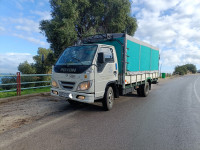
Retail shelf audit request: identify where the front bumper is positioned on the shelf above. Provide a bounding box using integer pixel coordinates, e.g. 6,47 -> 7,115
51,88 -> 95,103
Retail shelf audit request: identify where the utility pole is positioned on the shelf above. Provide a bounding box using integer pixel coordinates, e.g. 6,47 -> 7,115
160,63 -> 162,77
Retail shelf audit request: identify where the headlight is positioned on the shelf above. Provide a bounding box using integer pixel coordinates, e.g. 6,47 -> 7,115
52,80 -> 58,88
77,81 -> 92,91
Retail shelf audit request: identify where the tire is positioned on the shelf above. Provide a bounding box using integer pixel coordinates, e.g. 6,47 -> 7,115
141,82 -> 149,97
149,82 -> 151,90
137,87 -> 142,96
102,86 -> 114,111
68,99 -> 80,106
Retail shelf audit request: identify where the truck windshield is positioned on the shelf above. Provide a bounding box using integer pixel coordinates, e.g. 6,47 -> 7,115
54,45 -> 97,73
56,45 -> 97,65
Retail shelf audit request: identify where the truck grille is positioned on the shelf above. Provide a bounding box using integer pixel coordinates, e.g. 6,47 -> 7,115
60,81 -> 75,90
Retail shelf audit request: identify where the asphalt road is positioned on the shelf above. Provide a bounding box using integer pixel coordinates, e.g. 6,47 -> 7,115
0,74 -> 200,150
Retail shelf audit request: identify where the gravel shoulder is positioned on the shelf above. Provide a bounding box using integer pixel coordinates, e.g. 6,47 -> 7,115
0,94 -> 67,134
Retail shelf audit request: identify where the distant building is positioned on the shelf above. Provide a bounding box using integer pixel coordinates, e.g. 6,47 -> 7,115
198,70 -> 200,73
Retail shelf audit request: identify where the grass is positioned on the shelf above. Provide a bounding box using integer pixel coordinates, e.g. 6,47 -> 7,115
0,87 -> 50,98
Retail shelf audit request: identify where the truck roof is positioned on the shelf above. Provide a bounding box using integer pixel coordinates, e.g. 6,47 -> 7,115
82,33 -> 159,51
82,43 -> 114,47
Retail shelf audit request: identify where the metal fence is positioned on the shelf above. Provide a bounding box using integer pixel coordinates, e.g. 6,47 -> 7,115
0,72 -> 51,96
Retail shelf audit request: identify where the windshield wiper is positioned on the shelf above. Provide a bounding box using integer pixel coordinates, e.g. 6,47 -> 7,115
71,56 -> 84,65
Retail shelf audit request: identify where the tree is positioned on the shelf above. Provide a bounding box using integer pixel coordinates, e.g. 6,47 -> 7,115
32,48 -> 55,86
18,61 -> 36,74
1,76 -> 16,90
174,64 -> 197,75
33,47 -> 55,74
174,65 -> 187,75
17,61 -> 37,88
17,48 -> 54,87
184,64 -> 197,73
40,0 -> 137,57
17,48 -> 54,75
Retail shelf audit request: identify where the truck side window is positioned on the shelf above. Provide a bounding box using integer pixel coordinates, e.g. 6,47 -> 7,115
97,47 -> 114,72
99,47 -> 114,62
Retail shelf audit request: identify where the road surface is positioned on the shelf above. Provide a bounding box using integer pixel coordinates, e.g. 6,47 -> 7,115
0,74 -> 200,150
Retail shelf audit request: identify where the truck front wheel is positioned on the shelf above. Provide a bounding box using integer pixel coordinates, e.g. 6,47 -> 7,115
102,86 -> 114,111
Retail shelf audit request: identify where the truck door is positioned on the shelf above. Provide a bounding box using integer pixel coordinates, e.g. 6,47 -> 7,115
95,46 -> 118,98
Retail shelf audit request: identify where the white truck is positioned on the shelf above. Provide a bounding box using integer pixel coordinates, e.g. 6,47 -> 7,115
51,33 -> 159,110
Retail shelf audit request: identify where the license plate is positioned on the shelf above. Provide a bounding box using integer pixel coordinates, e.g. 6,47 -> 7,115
59,92 -> 69,98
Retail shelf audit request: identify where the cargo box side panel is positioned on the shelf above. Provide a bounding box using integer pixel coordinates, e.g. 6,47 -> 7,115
126,40 -> 140,72
99,37 -> 124,73
140,45 -> 151,71
151,49 -> 159,70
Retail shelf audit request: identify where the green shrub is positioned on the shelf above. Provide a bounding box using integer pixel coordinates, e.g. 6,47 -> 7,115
1,76 -> 16,90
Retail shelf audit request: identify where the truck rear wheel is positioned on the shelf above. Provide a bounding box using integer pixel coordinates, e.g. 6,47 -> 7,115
102,86 -> 114,111
141,82 -> 149,97
137,87 -> 142,96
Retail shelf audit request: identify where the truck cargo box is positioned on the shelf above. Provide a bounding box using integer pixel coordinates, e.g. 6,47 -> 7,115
83,33 -> 159,74
83,33 -> 159,94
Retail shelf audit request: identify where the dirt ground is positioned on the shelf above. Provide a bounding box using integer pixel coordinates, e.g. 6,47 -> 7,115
0,95 -> 66,134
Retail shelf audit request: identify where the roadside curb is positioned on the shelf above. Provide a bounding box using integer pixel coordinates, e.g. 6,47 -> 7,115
0,92 -> 50,105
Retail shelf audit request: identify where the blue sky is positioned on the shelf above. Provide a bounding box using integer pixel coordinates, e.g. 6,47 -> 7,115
0,0 -> 200,73
0,0 -> 50,54
0,0 -> 51,73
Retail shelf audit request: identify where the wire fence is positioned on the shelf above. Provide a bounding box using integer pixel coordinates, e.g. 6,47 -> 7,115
0,72 -> 51,96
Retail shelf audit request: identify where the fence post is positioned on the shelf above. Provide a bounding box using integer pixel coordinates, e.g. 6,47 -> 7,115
16,72 -> 21,96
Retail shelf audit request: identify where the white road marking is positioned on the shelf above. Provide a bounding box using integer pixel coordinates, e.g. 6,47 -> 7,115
194,76 -> 200,102
0,110 -> 80,149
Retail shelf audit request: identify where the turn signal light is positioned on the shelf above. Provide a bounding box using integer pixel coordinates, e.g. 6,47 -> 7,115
52,90 -> 58,95
77,95 -> 85,100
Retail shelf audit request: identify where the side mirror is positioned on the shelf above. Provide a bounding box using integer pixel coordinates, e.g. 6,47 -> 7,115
98,52 -> 105,63
41,54 -> 44,64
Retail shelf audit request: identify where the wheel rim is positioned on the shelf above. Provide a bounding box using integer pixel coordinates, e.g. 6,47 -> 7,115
108,91 -> 113,106
146,84 -> 149,94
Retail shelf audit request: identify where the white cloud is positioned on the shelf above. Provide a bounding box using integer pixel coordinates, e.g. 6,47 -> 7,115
0,26 -> 5,32
0,53 -> 34,73
15,25 -> 34,32
14,1 -> 23,10
15,0 -> 35,9
2,17 -> 50,47
11,18 -> 39,32
142,0 -> 180,12
132,0 -> 200,72
38,2 -> 45,7
19,0 -> 34,3
31,10 -> 51,20
0,26 -> 5,31
13,33 -> 47,46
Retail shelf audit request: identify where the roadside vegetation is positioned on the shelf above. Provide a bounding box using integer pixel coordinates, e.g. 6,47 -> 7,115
0,87 -> 50,98
173,64 -> 197,75
0,48 -> 52,92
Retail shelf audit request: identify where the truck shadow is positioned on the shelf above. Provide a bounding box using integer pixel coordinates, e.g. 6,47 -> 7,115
124,93 -> 139,97
54,100 -> 104,112
58,93 -> 143,113
74,102 -> 104,112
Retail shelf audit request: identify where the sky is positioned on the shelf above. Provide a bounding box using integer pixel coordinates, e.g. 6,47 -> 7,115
0,0 -> 200,73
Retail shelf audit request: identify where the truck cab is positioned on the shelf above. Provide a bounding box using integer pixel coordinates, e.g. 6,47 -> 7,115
51,44 -> 118,110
